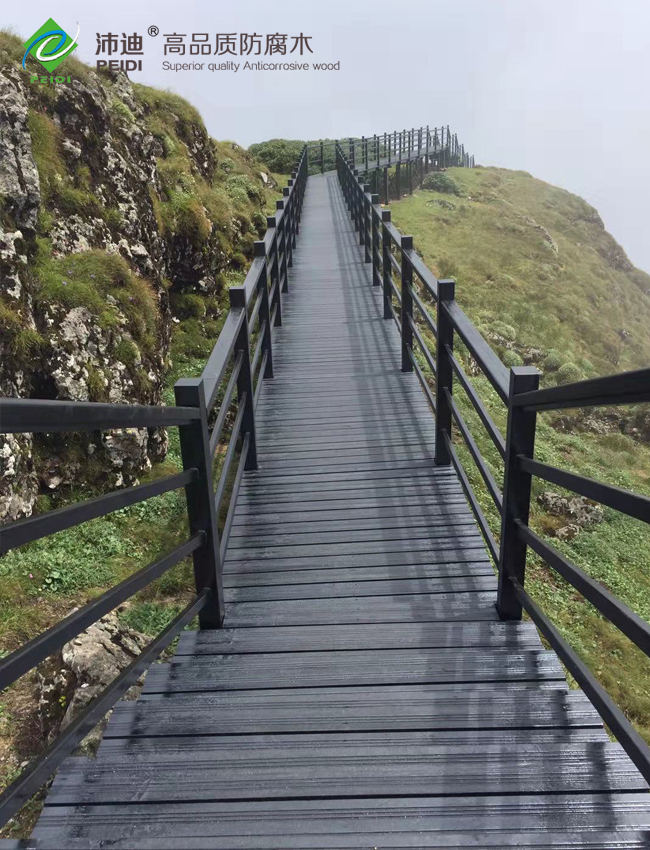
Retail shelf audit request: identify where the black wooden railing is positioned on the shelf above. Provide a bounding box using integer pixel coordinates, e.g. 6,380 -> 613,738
0,147 -> 308,827
307,124 -> 474,178
336,141 -> 650,782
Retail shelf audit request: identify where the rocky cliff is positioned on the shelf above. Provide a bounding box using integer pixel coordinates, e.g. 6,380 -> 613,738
0,31 -> 278,520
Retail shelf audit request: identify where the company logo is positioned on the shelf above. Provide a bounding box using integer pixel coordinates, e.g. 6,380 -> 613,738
22,17 -> 79,72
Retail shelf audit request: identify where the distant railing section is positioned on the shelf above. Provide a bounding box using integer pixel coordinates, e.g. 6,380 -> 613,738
336,141 -> 650,783
307,125 -> 474,189
0,146 -> 309,827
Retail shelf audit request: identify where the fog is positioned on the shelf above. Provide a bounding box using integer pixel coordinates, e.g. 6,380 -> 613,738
7,0 -> 650,271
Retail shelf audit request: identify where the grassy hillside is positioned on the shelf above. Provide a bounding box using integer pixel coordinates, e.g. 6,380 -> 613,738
390,166 -> 650,743
393,167 -> 650,378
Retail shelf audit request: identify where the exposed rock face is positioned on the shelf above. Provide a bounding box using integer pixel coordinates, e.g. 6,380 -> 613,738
37,610 -> 147,751
0,65 -> 171,518
0,56 -> 266,519
538,491 -> 605,540
0,69 -> 40,238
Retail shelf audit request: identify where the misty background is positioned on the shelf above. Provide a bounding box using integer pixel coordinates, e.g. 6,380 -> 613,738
6,0 -> 649,272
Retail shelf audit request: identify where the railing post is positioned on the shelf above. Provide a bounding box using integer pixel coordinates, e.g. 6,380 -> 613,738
396,162 -> 401,198
371,194 -> 380,286
289,176 -> 301,240
290,166 -> 304,230
255,241 -> 274,378
425,124 -> 430,172
354,176 -> 366,245
266,215 -> 282,327
291,169 -> 301,232
497,367 -> 541,620
320,139 -> 324,173
276,199 -> 289,292
400,235 -> 414,372
383,168 -> 389,204
287,179 -> 298,245
353,169 -> 360,232
345,160 -> 351,208
381,209 -> 392,319
363,184 -> 372,263
408,161 -> 413,194
282,188 -> 294,266
434,278 -> 456,465
174,378 -> 224,628
229,287 -> 258,471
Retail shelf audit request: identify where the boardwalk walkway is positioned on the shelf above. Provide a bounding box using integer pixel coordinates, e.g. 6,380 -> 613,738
25,174 -> 650,848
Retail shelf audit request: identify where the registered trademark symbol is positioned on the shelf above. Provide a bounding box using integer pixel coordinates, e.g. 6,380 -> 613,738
148,25 -> 159,37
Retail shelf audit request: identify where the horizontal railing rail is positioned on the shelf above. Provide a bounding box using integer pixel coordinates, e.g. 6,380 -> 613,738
335,140 -> 650,783
0,398 -> 201,433
0,146 -> 309,828
306,125 -> 474,180
0,470 -> 197,555
0,590 -> 209,825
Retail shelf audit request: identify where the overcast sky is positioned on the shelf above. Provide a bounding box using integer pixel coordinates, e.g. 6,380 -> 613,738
7,0 -> 650,271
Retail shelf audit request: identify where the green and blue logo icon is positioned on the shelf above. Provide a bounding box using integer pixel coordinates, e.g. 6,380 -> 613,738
22,17 -> 79,72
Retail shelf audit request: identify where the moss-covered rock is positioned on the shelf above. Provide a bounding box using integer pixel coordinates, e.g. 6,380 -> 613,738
0,29 -> 281,518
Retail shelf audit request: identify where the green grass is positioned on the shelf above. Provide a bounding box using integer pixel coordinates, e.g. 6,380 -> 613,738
0,482 -> 191,647
392,167 -> 650,378
34,247 -> 159,356
118,601 -> 183,637
0,28 -> 25,64
0,301 -> 44,360
133,84 -> 203,131
391,170 -> 650,743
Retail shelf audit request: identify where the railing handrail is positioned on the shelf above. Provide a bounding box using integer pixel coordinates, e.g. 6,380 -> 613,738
0,146 -> 309,828
0,398 -> 201,433
306,126 -> 475,175
513,366 -> 650,412
334,139 -> 650,784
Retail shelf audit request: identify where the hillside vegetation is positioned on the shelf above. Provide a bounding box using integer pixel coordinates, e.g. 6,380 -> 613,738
0,30 -> 287,834
390,166 -> 650,743
1,24 -> 286,663
249,138 -> 335,175
1,25 -> 286,521
394,167 -> 650,378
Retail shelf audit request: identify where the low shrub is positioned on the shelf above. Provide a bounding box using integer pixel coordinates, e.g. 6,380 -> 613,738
422,172 -> 462,196
110,97 -> 135,124
491,320 -> 517,341
544,350 -> 564,371
248,139 -> 305,174
502,349 -> 523,368
114,339 -> 140,367
555,362 -> 584,385
170,293 -> 206,319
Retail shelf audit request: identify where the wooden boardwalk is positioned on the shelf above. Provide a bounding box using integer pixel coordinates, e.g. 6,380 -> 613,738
25,173 -> 650,848
354,146 -> 436,174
